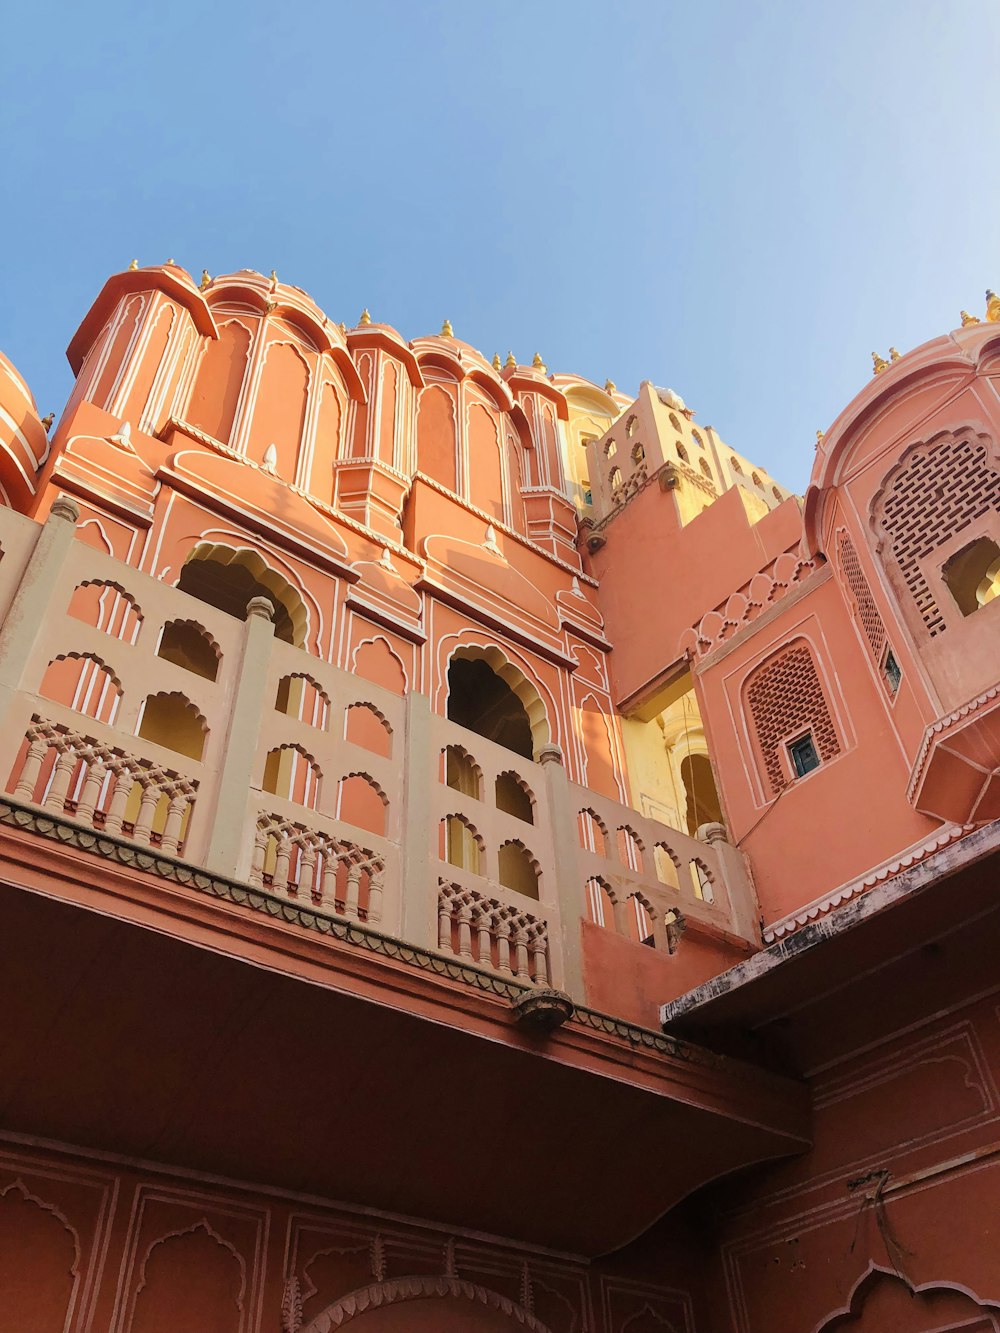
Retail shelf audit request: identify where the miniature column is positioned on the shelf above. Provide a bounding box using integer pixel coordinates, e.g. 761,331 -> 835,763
199,596 -> 276,879
537,743 -> 586,1003
398,690 -> 438,948
697,821 -> 762,946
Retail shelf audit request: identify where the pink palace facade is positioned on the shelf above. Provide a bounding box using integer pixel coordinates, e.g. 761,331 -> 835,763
0,263 -> 999,1331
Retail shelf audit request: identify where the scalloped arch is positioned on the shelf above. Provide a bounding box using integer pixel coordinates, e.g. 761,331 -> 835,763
447,644 -> 551,756
302,1274 -> 554,1333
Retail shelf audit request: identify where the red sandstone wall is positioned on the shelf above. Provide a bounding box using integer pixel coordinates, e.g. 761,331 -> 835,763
0,1138 -> 699,1333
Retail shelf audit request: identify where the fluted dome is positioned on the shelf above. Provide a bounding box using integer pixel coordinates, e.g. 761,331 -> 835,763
0,349 -> 48,510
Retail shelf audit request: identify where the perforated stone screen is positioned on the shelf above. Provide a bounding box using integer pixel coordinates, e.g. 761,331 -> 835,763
838,531 -> 887,663
745,643 -> 841,796
875,435 -> 1000,636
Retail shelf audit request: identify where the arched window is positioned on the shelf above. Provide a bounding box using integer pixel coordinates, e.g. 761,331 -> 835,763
771,485 -> 782,501
40,653 -> 123,725
137,692 -> 207,762
178,543 -> 308,646
625,415 -> 638,437
440,814 -> 484,874
585,876 -> 615,928
498,840 -> 540,900
690,858 -> 715,903
338,772 -> 387,837
446,648 -> 548,759
627,893 -> 655,946
345,701 -> 392,755
676,443 -> 689,464
442,744 -> 483,798
609,466 -> 623,494
616,825 -> 644,873
261,743 -> 321,808
942,536 -> 1000,615
873,432 -> 1000,636
751,471 -> 762,487
631,442 -> 645,464
578,807 -> 609,855
699,458 -> 712,479
68,580 -> 143,642
654,843 -> 681,889
605,439 -> 618,459
495,771 -> 534,823
669,413 -> 681,433
730,456 -> 743,474
156,620 -> 220,681
277,674 -> 330,729
692,430 -> 704,448
744,642 -> 841,796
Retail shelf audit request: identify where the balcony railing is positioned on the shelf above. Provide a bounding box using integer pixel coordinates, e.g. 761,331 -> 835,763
0,501 -> 758,1006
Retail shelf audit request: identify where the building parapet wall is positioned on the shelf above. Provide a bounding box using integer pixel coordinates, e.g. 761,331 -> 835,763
0,504 -> 752,1018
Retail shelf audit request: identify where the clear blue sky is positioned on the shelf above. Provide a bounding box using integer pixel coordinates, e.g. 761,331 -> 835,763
2,1 -> 997,491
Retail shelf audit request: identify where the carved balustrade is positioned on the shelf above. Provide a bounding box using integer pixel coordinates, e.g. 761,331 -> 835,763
11,715 -> 197,854
437,880 -> 550,985
0,503 -> 757,997
250,811 -> 385,925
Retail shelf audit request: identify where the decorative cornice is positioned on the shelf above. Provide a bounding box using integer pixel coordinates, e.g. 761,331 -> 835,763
411,472 -> 598,586
761,823 -> 972,943
0,795 -> 776,1087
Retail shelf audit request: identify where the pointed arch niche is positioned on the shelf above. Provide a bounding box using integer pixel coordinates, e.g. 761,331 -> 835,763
186,318 -> 252,445
246,338 -> 310,476
416,382 -> 458,491
446,646 -> 550,760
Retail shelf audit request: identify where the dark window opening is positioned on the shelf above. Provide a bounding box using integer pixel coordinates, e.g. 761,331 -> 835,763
788,733 -> 820,779
942,537 -> 1000,617
447,656 -> 534,759
882,648 -> 902,694
178,556 -> 298,644
680,753 -> 724,836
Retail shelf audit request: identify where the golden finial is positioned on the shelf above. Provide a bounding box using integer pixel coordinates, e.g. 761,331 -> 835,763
987,289 -> 1000,322
40,412 -> 54,431
889,347 -> 900,362
128,258 -> 138,271
872,351 -> 889,375
359,308 -> 371,326
166,258 -> 175,266
815,429 -> 825,447
199,269 -> 211,291
532,351 -> 546,372
440,318 -> 453,337
339,321 -> 347,336
604,378 -> 617,394
961,309 -> 980,327
492,352 -> 502,372
270,269 -> 278,286
504,350 -> 517,369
